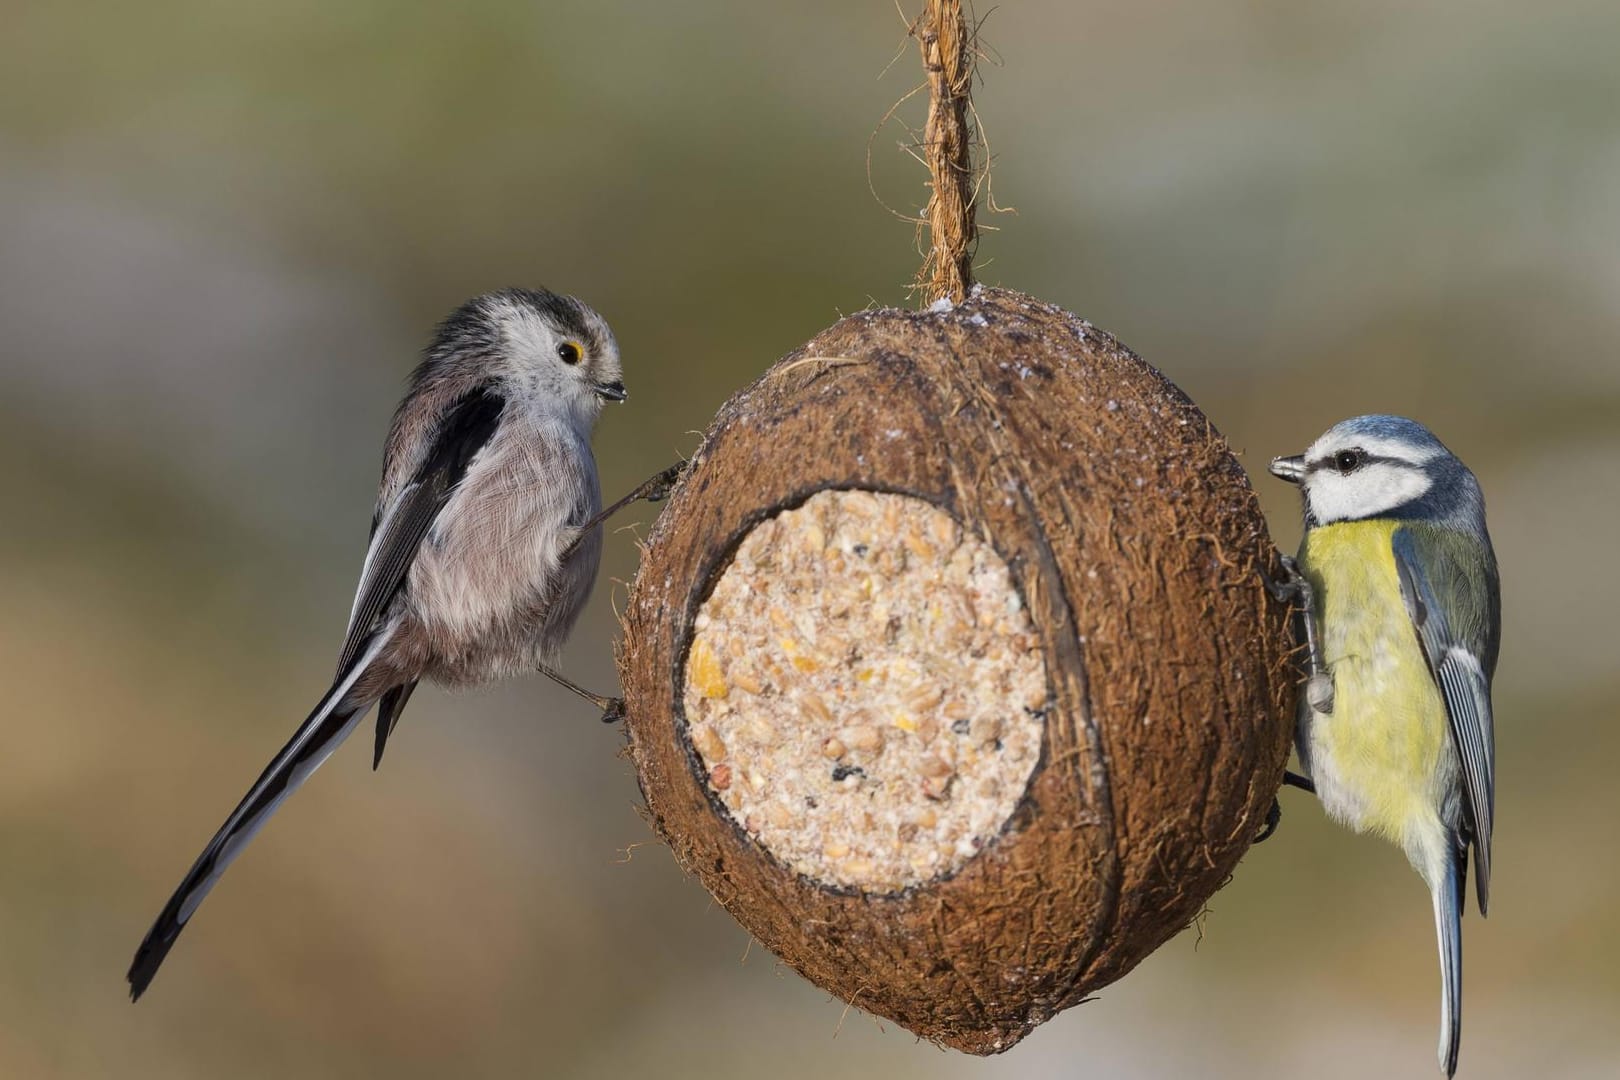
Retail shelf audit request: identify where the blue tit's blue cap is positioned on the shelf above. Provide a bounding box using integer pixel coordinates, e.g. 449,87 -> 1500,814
1328,414 -> 1449,454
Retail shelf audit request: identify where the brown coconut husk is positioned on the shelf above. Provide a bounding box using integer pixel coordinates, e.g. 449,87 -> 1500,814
618,285 -> 1294,1053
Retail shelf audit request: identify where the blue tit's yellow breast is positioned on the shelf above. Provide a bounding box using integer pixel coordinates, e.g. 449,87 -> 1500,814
1300,520 -> 1450,843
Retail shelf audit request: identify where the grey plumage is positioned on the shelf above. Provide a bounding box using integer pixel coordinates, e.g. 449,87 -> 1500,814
127,287 -> 625,1000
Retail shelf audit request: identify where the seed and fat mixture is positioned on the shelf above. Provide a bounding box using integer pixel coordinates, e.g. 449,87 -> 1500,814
683,490 -> 1048,893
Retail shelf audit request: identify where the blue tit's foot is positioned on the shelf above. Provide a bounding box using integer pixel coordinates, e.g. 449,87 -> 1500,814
1282,770 -> 1316,794
600,698 -> 626,724
1261,556 -> 1332,689
1259,554 -> 1307,602
1255,771 -> 1316,843
1254,797 -> 1283,843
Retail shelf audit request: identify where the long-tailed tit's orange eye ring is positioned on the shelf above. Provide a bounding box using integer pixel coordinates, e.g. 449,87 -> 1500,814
557,341 -> 582,365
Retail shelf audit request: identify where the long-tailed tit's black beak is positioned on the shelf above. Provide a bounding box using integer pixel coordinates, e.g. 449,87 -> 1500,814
594,380 -> 627,403
1269,454 -> 1306,484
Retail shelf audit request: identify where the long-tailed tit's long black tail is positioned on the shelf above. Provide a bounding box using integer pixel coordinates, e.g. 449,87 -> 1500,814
126,631 -> 392,1000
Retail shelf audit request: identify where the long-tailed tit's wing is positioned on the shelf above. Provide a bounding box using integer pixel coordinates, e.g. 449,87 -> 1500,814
336,385 -> 506,675
127,630 -> 392,1000
1392,525 -> 1497,914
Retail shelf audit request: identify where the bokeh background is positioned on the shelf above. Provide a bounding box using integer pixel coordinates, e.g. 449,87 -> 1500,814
4,2 -> 1617,1077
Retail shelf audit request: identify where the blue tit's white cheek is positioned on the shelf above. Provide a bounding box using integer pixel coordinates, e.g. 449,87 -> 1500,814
1307,463 -> 1434,523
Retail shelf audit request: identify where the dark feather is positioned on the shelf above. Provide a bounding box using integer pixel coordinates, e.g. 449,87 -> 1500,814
127,632 -> 389,1000
373,680 -> 419,770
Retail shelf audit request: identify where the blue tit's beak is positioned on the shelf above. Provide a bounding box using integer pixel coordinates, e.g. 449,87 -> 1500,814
1269,454 -> 1306,484
594,380 -> 628,403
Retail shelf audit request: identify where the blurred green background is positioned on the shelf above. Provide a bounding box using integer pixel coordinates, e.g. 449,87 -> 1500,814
3,2 -> 1616,1077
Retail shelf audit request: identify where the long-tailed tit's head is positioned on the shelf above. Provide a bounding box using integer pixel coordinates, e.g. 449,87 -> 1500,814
428,288 -> 625,425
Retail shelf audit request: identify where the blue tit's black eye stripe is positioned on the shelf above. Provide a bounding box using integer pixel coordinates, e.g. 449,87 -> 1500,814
1305,450 -> 1408,475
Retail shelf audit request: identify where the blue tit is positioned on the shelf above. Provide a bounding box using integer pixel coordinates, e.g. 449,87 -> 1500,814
1269,415 -> 1498,1078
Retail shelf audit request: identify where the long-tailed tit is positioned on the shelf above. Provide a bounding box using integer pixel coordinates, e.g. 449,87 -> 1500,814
127,287 -> 628,1000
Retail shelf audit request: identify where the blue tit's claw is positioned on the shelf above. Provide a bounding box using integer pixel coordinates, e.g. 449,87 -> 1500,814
1257,563 -> 1287,601
601,698 -> 626,724
1254,797 -> 1283,844
1256,771 -> 1318,843
1260,555 -> 1307,602
1263,555 -> 1331,686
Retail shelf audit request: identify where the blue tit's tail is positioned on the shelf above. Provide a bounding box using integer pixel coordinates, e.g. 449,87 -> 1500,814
1433,851 -> 1464,1077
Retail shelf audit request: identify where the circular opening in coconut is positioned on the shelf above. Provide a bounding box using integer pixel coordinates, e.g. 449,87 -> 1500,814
682,489 -> 1048,893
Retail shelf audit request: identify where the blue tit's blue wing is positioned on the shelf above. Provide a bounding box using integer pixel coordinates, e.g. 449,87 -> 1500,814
336,385 -> 506,676
1391,525 -> 1497,914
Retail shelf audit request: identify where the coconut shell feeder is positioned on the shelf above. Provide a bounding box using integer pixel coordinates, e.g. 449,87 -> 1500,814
616,0 -> 1294,1055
